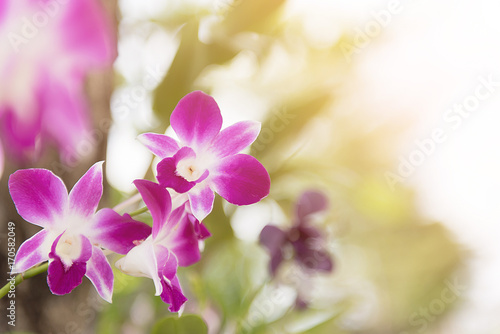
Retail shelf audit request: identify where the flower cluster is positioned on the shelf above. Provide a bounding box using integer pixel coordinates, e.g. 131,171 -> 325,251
0,0 -> 115,175
10,91 -> 270,312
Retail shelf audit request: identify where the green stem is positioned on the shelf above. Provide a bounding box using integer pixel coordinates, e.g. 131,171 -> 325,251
0,262 -> 49,299
129,206 -> 148,217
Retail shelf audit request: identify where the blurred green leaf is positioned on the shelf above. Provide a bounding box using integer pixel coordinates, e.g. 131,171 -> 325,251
151,314 -> 208,334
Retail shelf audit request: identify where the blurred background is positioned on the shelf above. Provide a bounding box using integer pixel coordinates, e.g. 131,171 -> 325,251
2,0 -> 500,333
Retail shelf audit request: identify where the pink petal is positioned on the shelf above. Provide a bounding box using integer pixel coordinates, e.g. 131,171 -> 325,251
47,234 -> 93,295
211,154 -> 270,205
170,91 -> 222,150
188,214 -> 211,240
137,133 -> 180,159
210,121 -> 261,158
9,169 -> 68,228
69,162 -> 103,218
0,140 -> 4,180
59,0 -> 116,67
90,208 -> 152,254
159,253 -> 187,312
47,256 -> 87,295
85,246 -> 114,303
39,72 -> 91,164
13,230 -> 50,273
156,147 -> 200,194
133,180 -> 172,240
163,207 -> 201,267
295,191 -> 328,222
187,183 -> 215,222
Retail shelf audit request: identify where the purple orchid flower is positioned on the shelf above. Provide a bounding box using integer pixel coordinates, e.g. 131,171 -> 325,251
0,0 -> 115,163
9,162 -> 151,302
115,180 -> 201,312
259,190 -> 333,276
138,91 -> 271,221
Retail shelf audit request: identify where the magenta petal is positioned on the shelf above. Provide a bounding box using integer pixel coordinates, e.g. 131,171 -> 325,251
210,121 -> 261,158
133,180 -> 172,240
9,169 -> 68,228
138,133 -> 180,159
85,246 -> 114,303
164,207 -> 201,267
0,140 -> 4,179
170,91 -> 222,150
188,214 -> 211,240
159,253 -> 187,312
157,147 -> 198,193
13,230 -> 50,273
48,234 -> 92,295
295,191 -> 329,222
47,257 -> 87,295
60,0 -> 116,66
187,184 -> 215,222
69,162 -> 103,218
90,208 -> 152,254
212,154 -> 270,205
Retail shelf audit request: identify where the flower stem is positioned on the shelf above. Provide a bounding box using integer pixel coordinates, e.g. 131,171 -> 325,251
0,262 -> 49,299
129,206 -> 148,217
113,193 -> 142,213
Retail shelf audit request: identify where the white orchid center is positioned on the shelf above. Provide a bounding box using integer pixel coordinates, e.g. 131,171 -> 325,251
55,233 -> 83,267
176,157 -> 205,182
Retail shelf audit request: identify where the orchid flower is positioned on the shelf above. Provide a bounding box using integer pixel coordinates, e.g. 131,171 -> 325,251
0,140 -> 4,179
9,162 -> 151,302
0,0 -> 115,163
259,190 -> 333,276
115,179 -> 201,312
138,91 -> 271,221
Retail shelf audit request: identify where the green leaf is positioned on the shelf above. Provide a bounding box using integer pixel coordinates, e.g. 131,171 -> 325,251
151,314 -> 208,334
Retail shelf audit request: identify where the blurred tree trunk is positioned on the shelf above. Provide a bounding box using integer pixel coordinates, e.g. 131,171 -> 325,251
0,1 -> 117,332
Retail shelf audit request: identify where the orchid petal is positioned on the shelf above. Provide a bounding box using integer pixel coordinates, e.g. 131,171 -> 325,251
259,225 -> 287,275
60,0 -> 116,65
0,140 -> 4,179
133,180 -> 171,240
295,190 -> 329,222
69,162 -> 103,218
114,239 -> 162,296
188,214 -> 211,240
157,147 -> 198,193
12,230 -> 51,273
187,183 -> 215,222
170,91 -> 222,150
9,169 -> 68,228
85,246 -> 114,303
47,256 -> 87,295
47,234 -> 92,295
211,154 -> 270,205
291,226 -> 333,273
159,253 -> 186,312
163,207 -> 201,267
210,121 -> 261,158
90,208 -> 152,254
137,133 -> 180,159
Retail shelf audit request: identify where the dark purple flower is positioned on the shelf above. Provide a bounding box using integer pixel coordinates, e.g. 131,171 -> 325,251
259,191 -> 333,276
138,91 -> 271,221
9,162 -> 152,302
